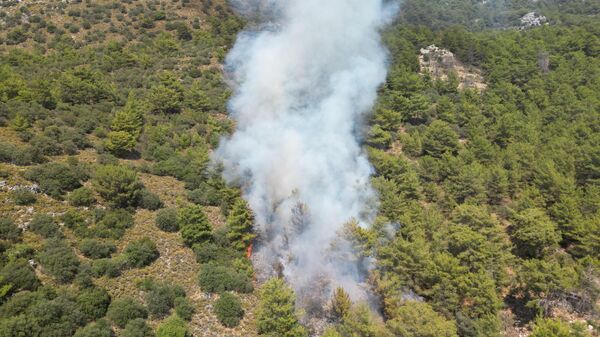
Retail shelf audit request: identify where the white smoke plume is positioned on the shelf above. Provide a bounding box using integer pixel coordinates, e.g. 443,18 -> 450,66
216,0 -> 397,314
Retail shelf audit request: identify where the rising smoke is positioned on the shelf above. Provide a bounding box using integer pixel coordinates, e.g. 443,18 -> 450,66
216,0 -> 397,317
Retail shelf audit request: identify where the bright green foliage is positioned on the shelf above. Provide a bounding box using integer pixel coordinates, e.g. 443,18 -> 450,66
93,164 -> 144,208
178,204 -> 213,246
149,72 -> 185,114
530,318 -> 572,337
336,303 -> 390,337
511,208 -> 561,258
386,301 -> 458,337
256,278 -> 307,337
330,287 -> 351,320
10,114 -> 30,132
422,120 -> 459,157
226,199 -> 256,250
107,297 -> 148,328
106,93 -> 145,154
68,187 -> 96,206
156,314 -> 188,337
214,292 -> 244,327
58,66 -> 115,104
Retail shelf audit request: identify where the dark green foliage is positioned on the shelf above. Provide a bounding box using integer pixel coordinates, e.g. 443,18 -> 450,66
106,297 -> 148,328
0,259 -> 39,294
139,189 -> 163,210
123,237 -> 159,268
214,292 -> 243,328
91,258 -> 123,278
78,239 -> 116,259
29,213 -> 62,238
92,164 -> 144,208
145,282 -> 185,318
68,187 -> 95,206
24,162 -> 83,198
155,208 -> 179,232
198,263 -> 253,293
88,209 -> 134,239
174,297 -> 195,321
9,188 -> 36,205
37,238 -> 80,283
73,319 -> 113,337
123,318 -> 155,337
76,287 -> 111,320
0,217 -> 21,242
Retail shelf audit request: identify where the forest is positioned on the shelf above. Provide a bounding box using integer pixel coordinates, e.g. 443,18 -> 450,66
0,0 -> 598,336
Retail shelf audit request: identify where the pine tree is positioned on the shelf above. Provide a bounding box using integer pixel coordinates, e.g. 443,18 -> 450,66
106,93 -> 144,154
256,278 -> 307,337
330,287 -> 351,320
226,199 -> 256,251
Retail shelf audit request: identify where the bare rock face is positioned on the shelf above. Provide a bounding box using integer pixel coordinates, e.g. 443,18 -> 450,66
520,12 -> 547,29
419,45 -> 486,90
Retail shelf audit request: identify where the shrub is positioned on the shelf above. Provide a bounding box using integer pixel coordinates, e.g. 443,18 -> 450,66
198,263 -> 253,293
79,239 -> 116,259
37,238 -> 80,283
174,297 -> 195,321
10,188 -> 36,205
107,297 -> 148,328
146,283 -> 185,318
93,164 -> 143,208
29,213 -> 62,238
214,292 -> 244,328
156,314 -> 187,337
91,258 -> 122,278
68,187 -> 95,206
24,162 -> 83,199
0,142 -> 17,163
124,237 -> 159,268
123,318 -> 155,337
76,287 -> 111,320
73,319 -> 113,337
139,189 -> 163,210
90,208 -> 134,239
155,208 -> 178,232
61,209 -> 88,233
0,259 -> 39,294
193,242 -> 240,264
0,217 -> 22,242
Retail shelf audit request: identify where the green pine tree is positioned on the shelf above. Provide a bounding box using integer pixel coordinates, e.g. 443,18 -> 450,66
256,278 -> 307,337
226,199 -> 256,251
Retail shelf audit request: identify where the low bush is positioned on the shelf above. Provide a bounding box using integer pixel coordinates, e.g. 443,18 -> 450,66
29,213 -> 62,238
91,258 -> 123,278
10,188 -> 36,205
155,208 -> 178,232
145,282 -> 185,318
73,319 -> 113,337
76,287 -> 111,320
37,238 -> 80,283
78,239 -> 116,259
107,297 -> 148,328
68,187 -> 95,206
24,162 -> 83,199
198,263 -> 253,293
174,297 -> 195,321
214,292 -> 244,328
0,217 -> 22,242
123,318 -> 155,337
124,237 -> 159,268
139,189 -> 163,210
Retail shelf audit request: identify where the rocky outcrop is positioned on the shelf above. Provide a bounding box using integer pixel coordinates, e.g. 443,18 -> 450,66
419,45 -> 486,90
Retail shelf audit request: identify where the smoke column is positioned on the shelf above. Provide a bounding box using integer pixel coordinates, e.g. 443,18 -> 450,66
216,0 -> 396,314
